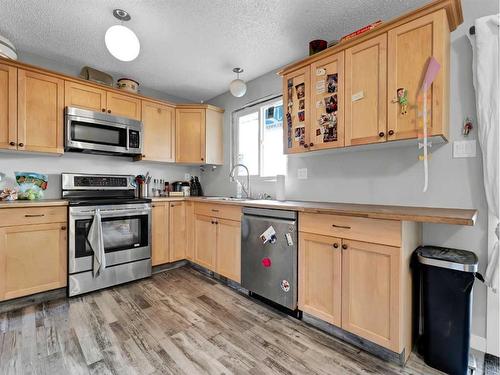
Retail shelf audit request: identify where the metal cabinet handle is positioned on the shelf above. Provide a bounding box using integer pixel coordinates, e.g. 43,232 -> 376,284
378,132 -> 385,138
342,244 -> 348,250
9,141 -> 15,146
18,143 -> 24,147
331,224 -> 351,230
25,214 -> 44,217
211,209 -> 219,212
101,108 -> 106,112
61,226 -> 66,230
107,110 -> 111,113
388,130 -> 395,136
304,144 -> 309,148
309,142 -> 314,147
333,243 -> 339,249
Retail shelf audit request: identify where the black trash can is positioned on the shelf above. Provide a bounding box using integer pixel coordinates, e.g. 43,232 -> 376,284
415,246 -> 478,375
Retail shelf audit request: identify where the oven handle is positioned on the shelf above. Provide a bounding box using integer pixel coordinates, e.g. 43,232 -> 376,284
70,208 -> 151,217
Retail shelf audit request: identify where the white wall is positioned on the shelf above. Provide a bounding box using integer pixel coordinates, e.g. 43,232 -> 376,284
204,0 -> 499,341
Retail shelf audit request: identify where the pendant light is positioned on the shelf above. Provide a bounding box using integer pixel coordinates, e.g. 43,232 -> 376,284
0,34 -> 17,60
105,9 -> 140,62
230,68 -> 247,97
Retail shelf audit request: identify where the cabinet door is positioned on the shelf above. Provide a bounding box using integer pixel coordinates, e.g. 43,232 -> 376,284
64,81 -> 107,112
169,201 -> 186,262
194,214 -> 216,270
283,66 -> 310,154
387,10 -> 448,140
185,201 -> 195,260
341,239 -> 400,352
216,219 -> 240,283
18,70 -> 64,153
176,108 -> 206,163
0,223 -> 67,301
309,52 -> 344,150
345,34 -> 387,146
141,101 -> 175,162
0,64 -> 17,150
152,203 -> 169,266
205,108 -> 224,165
298,232 -> 342,326
106,91 -> 141,120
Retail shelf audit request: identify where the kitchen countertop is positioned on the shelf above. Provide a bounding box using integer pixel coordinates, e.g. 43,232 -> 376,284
0,199 -> 68,208
0,197 -> 477,226
188,197 -> 478,226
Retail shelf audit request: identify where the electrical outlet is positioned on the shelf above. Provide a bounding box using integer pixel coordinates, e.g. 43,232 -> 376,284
453,140 -> 477,158
184,173 -> 191,180
297,168 -> 308,180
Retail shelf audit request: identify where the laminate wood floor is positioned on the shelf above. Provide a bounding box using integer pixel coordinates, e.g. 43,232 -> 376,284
0,267 -> 481,375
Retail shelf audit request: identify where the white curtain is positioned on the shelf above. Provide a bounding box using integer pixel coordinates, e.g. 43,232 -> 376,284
469,14 -> 500,293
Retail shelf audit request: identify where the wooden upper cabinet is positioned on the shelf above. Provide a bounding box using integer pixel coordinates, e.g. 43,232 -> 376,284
17,69 -> 64,154
205,108 -> 224,165
64,81 -> 106,112
216,218 -> 241,283
345,34 -> 387,146
283,66 -> 310,154
387,10 -> 449,141
152,202 -> 169,266
341,239 -> 401,352
106,91 -> 141,120
309,51 -> 344,151
0,222 -> 67,301
176,107 -> 206,163
140,100 -> 175,162
169,201 -> 186,262
299,232 -> 342,326
0,63 -> 17,150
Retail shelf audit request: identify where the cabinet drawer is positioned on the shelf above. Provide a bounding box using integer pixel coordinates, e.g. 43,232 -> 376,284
0,206 -> 67,227
194,203 -> 241,221
299,212 -> 400,247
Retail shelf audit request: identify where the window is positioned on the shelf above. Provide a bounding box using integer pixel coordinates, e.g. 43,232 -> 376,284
233,98 -> 286,177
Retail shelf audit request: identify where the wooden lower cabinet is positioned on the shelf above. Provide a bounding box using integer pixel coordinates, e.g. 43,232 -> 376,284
298,232 -> 342,326
185,201 -> 195,260
152,202 -> 169,266
169,202 -> 186,261
0,222 -> 67,301
341,239 -> 401,352
194,214 -> 217,270
216,219 -> 241,283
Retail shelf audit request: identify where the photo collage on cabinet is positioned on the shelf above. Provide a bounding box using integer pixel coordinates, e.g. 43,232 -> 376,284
315,68 -> 338,143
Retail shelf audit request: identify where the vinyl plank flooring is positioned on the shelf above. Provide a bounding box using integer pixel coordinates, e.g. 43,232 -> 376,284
0,266 -> 482,375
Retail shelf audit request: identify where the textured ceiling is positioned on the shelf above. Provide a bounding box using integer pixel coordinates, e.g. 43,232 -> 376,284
0,0 -> 429,102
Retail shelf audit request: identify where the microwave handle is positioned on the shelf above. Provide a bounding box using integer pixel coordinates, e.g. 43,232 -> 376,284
126,128 -> 129,151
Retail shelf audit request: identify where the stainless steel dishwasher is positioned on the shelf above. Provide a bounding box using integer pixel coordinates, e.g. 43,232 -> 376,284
241,207 -> 298,310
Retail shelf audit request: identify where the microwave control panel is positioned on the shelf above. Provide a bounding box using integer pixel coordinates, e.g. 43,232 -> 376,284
129,130 -> 140,149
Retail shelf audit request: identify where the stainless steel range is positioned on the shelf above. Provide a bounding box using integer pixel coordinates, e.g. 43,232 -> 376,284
63,173 -> 152,297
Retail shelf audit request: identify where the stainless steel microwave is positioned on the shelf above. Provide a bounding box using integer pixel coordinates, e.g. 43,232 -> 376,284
65,107 -> 143,156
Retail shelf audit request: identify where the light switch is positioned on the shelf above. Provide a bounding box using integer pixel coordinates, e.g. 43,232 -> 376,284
297,168 -> 308,179
453,140 -> 477,158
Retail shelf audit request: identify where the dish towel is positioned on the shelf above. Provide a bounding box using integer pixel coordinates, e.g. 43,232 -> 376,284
469,14 -> 500,292
88,208 -> 106,277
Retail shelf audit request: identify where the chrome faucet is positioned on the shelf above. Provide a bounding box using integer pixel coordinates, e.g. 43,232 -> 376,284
229,163 -> 250,198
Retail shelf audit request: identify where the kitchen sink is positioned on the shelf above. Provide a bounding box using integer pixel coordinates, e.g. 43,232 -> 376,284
200,196 -> 249,201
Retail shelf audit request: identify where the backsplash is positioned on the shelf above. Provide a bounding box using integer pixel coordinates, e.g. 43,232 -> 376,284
0,152 -> 198,199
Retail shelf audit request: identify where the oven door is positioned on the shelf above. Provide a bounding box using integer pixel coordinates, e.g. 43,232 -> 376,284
65,114 -> 139,155
69,203 -> 151,274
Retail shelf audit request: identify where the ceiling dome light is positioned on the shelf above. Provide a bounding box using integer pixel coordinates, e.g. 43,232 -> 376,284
230,68 -> 247,97
105,9 -> 140,62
